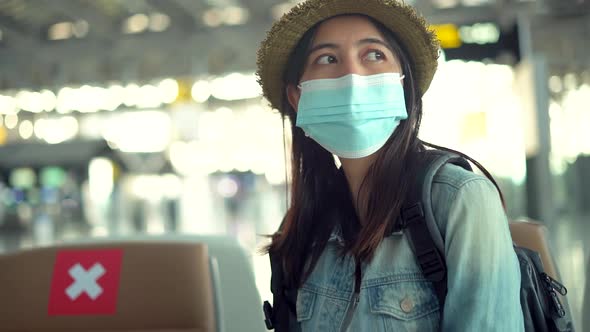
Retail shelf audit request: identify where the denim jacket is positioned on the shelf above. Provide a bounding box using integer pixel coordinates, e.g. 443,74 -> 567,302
296,164 -> 525,331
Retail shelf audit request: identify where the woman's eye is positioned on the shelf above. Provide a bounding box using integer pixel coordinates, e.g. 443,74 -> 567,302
365,50 -> 385,62
316,55 -> 337,65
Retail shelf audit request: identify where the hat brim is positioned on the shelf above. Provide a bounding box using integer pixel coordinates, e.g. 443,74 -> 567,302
256,0 -> 440,111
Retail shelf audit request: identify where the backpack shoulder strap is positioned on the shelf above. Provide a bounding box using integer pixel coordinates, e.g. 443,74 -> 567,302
401,149 -> 472,307
263,219 -> 300,331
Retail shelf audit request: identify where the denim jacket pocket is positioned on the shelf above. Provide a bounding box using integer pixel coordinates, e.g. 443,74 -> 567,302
367,278 -> 440,330
296,288 -> 317,322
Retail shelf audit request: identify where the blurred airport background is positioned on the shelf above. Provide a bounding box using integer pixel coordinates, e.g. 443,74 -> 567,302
0,0 -> 588,330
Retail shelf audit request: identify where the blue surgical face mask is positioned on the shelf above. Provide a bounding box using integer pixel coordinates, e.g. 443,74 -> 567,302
295,73 -> 408,159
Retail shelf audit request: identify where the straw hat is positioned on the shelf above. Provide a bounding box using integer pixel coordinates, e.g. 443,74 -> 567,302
256,0 -> 440,111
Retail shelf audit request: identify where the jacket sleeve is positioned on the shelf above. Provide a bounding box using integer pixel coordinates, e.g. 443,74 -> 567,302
440,177 -> 524,331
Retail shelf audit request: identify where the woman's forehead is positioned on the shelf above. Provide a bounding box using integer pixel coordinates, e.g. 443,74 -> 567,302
312,15 -> 386,44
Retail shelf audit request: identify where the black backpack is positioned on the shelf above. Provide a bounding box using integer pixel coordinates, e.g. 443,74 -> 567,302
263,150 -> 575,332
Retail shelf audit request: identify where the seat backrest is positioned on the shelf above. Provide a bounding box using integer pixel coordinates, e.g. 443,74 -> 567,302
0,242 -> 216,332
509,219 -> 558,280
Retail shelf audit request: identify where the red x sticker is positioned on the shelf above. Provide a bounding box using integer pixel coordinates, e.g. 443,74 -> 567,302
48,249 -> 123,316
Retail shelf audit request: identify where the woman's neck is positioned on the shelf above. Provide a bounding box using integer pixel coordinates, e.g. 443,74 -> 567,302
339,153 -> 378,223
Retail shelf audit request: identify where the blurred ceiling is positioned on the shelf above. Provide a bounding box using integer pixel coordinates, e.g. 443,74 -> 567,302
0,0 -> 585,90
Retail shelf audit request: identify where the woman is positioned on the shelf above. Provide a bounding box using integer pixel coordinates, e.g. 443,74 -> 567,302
256,0 -> 524,330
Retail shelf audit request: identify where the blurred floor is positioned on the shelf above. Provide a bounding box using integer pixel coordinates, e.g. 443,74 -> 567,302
548,213 -> 589,332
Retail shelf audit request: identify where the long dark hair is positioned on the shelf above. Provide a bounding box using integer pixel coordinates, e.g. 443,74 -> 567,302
265,15 -> 505,288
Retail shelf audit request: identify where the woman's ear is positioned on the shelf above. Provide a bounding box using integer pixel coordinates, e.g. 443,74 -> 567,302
286,84 -> 301,113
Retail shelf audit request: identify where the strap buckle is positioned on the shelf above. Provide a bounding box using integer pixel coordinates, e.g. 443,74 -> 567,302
263,301 -> 274,330
400,203 -> 424,228
417,248 -> 446,282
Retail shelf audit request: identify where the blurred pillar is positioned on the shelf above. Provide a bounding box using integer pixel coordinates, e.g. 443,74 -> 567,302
573,156 -> 590,213
584,258 -> 590,332
517,15 -> 554,223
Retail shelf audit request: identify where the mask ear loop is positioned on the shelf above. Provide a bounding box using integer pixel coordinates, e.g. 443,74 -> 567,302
281,114 -> 290,210
286,85 -> 309,137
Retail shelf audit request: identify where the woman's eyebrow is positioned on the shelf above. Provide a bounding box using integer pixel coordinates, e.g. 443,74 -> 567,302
356,38 -> 392,51
307,38 -> 392,56
307,43 -> 339,56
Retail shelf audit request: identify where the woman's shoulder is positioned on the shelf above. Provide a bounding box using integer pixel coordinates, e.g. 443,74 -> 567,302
431,162 -> 501,208
432,162 -> 492,191
430,163 -> 503,229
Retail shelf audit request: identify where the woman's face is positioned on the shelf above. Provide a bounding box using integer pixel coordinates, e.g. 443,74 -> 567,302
287,15 -> 403,110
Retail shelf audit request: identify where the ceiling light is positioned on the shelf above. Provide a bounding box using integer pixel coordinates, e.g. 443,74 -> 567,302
223,7 -> 249,25
432,0 -> 460,9
4,113 -> 18,129
549,76 -> 563,93
0,95 -> 18,114
41,89 -> 57,112
102,111 -> 171,153
72,20 -> 89,38
203,9 -> 223,27
124,14 -> 149,34
57,87 -> 75,114
159,78 -> 179,104
461,0 -> 492,6
16,90 -> 44,113
136,85 -> 162,108
124,84 -> 141,107
149,13 -> 171,32
191,80 -> 211,103
459,23 -> 500,45
19,120 -> 34,139
564,73 -> 578,90
210,73 -> 262,101
40,116 -> 79,144
49,22 -> 73,40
